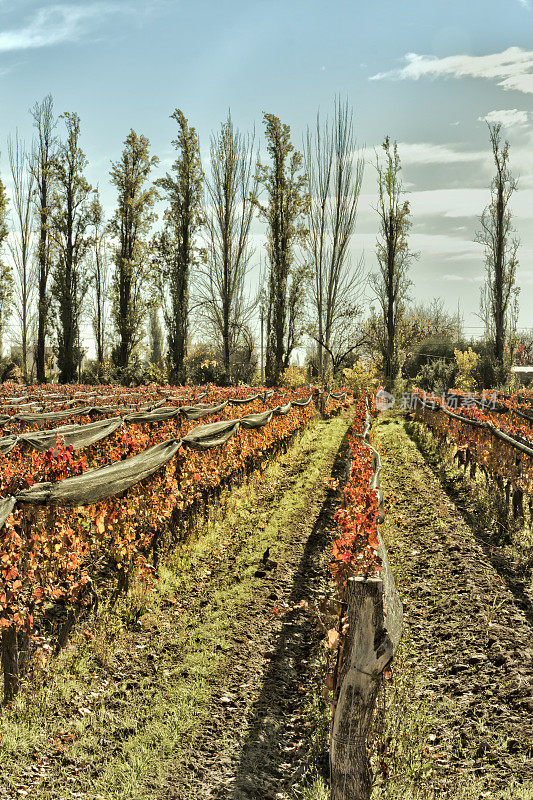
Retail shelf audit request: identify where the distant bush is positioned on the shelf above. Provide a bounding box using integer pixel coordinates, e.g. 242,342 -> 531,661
342,359 -> 379,395
454,347 -> 480,392
415,358 -> 457,395
280,365 -> 307,389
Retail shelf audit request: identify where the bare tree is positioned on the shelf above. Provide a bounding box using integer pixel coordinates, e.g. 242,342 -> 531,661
0,170 -> 11,358
197,113 -> 257,383
304,99 -> 365,380
147,305 -> 164,367
476,122 -> 519,383
29,94 -> 57,383
88,191 -> 110,369
7,133 -> 35,381
370,137 -> 415,391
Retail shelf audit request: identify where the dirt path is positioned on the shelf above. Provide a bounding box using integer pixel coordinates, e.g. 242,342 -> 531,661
375,418 -> 533,798
164,421 -> 348,800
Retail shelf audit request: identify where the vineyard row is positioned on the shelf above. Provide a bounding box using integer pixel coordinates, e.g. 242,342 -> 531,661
413,399 -> 533,498
0,392 -> 352,700
328,393 -> 402,799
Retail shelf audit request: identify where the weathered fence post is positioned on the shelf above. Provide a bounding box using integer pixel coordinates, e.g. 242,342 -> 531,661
330,577 -> 393,800
1,623 -> 19,703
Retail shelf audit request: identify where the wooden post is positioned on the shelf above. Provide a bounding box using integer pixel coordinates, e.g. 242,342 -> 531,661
330,577 -> 394,800
2,623 -> 19,704
512,488 -> 524,519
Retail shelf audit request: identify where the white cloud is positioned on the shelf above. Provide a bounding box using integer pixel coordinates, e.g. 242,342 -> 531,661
517,0 -> 530,8
355,230 -> 482,262
409,233 -> 482,261
396,142 -> 487,166
442,273 -> 484,282
479,108 -> 529,127
0,4 -> 120,53
361,141 -> 487,167
370,47 -> 533,94
407,187 -> 533,219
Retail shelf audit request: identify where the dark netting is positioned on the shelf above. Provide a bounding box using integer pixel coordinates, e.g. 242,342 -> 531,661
89,405 -> 132,415
239,410 -> 274,428
3,396 -> 30,404
178,401 -> 229,420
15,406 -> 94,423
124,406 -> 183,423
0,435 -> 19,456
1,403 -> 42,413
0,395 -> 273,455
0,496 -> 16,526
15,439 -> 182,507
182,419 -> 241,450
138,399 -> 166,411
20,417 -> 124,452
2,401 -> 165,426
291,397 -> 312,407
2,395 -> 313,515
227,394 -> 261,405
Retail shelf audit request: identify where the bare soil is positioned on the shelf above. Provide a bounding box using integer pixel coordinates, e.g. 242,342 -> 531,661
375,418 -> 533,797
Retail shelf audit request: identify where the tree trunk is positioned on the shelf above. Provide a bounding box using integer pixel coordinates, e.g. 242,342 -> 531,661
36,287 -> 47,383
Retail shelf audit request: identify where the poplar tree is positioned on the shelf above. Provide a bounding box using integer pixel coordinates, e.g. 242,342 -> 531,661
370,137 -> 415,391
110,130 -> 158,370
304,99 -> 364,380
29,95 -> 56,383
476,123 -> 520,384
88,191 -> 110,369
154,110 -> 203,384
198,112 -> 257,383
253,113 -> 308,386
148,306 -> 164,367
0,172 -> 12,357
7,134 -> 34,381
51,112 -> 92,383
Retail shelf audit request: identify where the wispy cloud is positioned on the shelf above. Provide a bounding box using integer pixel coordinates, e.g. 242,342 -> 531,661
370,47 -> 533,94
442,273 -> 483,282
0,4 -> 121,53
355,230 -> 483,263
517,0 -> 530,9
408,188 -> 533,219
478,108 -> 529,127
361,141 -> 487,167
395,142 -> 487,166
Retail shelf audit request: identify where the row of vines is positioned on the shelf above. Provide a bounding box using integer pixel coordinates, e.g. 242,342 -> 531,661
412,392 -> 533,514
327,393 -> 402,800
0,382 -> 352,700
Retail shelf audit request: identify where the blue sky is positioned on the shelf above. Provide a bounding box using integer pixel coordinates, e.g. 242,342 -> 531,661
1,0 -> 532,352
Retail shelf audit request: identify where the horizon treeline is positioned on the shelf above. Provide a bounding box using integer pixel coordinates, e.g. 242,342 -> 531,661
0,95 -> 528,389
